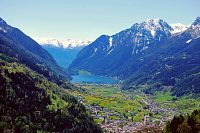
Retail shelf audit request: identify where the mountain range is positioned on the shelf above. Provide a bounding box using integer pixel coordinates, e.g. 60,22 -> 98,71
34,22 -> 189,69
70,17 -> 200,96
34,37 -> 91,49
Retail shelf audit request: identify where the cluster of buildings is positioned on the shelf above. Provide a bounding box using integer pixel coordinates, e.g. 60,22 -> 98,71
76,87 -> 177,132
85,103 -> 167,133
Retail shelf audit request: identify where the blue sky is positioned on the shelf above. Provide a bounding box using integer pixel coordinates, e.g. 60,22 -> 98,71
1,0 -> 200,40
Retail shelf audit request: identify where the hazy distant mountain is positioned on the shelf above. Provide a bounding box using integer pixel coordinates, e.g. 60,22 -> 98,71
34,38 -> 91,68
42,46 -> 84,68
70,17 -> 200,96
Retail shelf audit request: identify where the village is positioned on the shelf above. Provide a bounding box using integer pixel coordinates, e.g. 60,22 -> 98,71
77,87 -> 178,133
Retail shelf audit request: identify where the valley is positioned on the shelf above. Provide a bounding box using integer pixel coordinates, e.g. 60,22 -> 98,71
1,2 -> 200,132
66,83 -> 200,132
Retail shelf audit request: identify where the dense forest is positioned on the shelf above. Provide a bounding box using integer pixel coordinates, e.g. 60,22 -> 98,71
164,110 -> 200,133
0,54 -> 102,133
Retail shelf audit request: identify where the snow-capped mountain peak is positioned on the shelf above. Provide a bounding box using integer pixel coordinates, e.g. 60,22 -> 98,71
128,18 -> 173,54
170,23 -> 189,34
34,37 -> 92,49
131,18 -> 173,39
145,18 -> 167,26
145,18 -> 172,37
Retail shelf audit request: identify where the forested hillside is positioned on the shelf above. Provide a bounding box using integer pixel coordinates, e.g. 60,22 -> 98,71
0,54 -> 102,133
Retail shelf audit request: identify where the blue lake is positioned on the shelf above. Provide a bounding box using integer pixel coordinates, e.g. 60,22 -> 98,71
71,74 -> 117,84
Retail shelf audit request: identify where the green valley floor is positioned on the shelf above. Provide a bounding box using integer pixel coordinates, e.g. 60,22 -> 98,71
66,84 -> 200,133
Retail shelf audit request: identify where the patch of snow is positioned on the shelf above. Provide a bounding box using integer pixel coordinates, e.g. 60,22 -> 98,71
109,37 -> 113,48
131,46 -> 136,55
151,29 -> 156,37
186,39 -> 192,44
145,18 -> 172,39
194,36 -> 200,39
107,49 -> 113,55
135,49 -> 139,54
146,18 -> 162,26
142,46 -> 149,51
94,48 -> 97,53
0,27 -> 7,33
140,46 -> 149,52
170,23 -> 189,34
